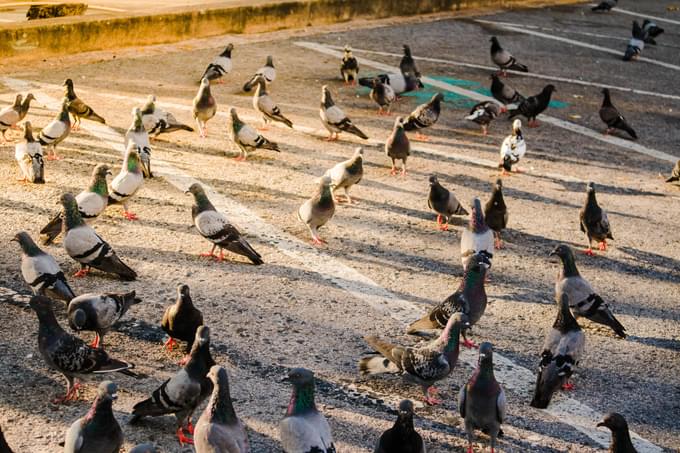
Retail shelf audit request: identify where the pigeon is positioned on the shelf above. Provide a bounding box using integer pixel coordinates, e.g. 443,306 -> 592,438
38,98 -> 71,160
140,95 -> 194,138
194,365 -> 250,453
466,100 -> 507,135
551,244 -> 627,338
642,19 -> 664,45
108,144 -> 144,220
298,175 -> 336,245
129,444 -> 160,453
0,93 -> 34,142
29,295 -> 136,403
63,79 -> 106,130
0,425 -> 14,453
623,21 -> 646,61
508,85 -> 555,127
400,44 -> 421,80
490,74 -> 523,106
125,107 -> 153,177
498,119 -> 526,174
358,72 -> 423,96
369,78 -> 396,115
484,179 -> 508,249
187,183 -> 264,264
592,0 -> 616,12
599,89 -> 637,140
68,291 -> 141,349
162,284 -> 204,353
402,92 -> 444,141
243,55 -> 275,92
579,182 -> 613,255
40,163 -> 111,244
193,78 -> 217,137
12,231 -> 76,303
14,121 -> 44,183
385,116 -> 411,176
63,380 -> 123,453
60,193 -> 138,281
407,253 -> 490,349
130,326 -> 215,446
598,413 -> 638,453
374,400 -> 425,453
201,43 -> 234,83
490,36 -> 528,75
252,76 -> 293,128
460,198 -> 494,270
458,342 -> 506,453
227,107 -> 280,161
361,313 -> 470,405
665,160 -> 680,183
280,368 -> 336,453
323,147 -> 364,204
530,293 -> 585,409
427,175 -> 468,231
319,85 -> 368,141
340,46 -> 359,85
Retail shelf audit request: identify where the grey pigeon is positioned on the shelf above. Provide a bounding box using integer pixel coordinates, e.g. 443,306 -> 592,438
29,295 -> 136,403
14,121 -> 44,183
490,74 -> 523,106
0,425 -> 14,453
64,381 -> 123,453
108,144 -> 144,220
227,107 -> 280,161
38,98 -> 71,160
280,368 -> 335,453
530,293 -> 585,409
490,36 -> 528,75
130,326 -> 215,446
458,342 -> 506,453
579,182 -> 613,255
194,365 -> 250,453
484,179 -> 508,249
498,119 -> 526,174
243,56 -> 275,92
141,95 -> 194,137
466,100 -> 506,135
460,198 -> 494,270
360,313 -> 470,405
63,79 -> 106,130
598,413 -> 638,453
508,85 -> 556,127
252,76 -> 293,128
0,93 -> 34,143
129,444 -> 160,453
12,231 -> 75,303
369,78 -> 396,115
68,291 -> 141,349
298,176 -> 335,245
385,116 -> 410,176
193,78 -> 217,137
187,183 -> 263,264
592,0 -> 616,11
161,284 -> 204,354
599,89 -> 637,140
402,93 -> 443,141
665,160 -> 680,183
400,44 -> 421,80
125,107 -> 153,178
407,253 -> 489,348
60,193 -> 138,281
323,147 -> 363,204
40,163 -> 111,244
642,19 -> 664,45
551,244 -> 626,338
201,43 -> 233,83
427,175 -> 467,231
320,85 -> 368,141
623,21 -> 646,61
340,46 -> 359,85
374,400 -> 425,453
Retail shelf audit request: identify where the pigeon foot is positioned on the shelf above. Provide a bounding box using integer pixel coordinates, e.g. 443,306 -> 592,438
598,241 -> 608,251
413,132 -> 430,142
164,337 -> 178,351
562,381 -> 575,391
176,427 -> 194,446
73,269 -> 89,278
123,211 -> 138,221
463,338 -> 478,349
583,248 -> 595,256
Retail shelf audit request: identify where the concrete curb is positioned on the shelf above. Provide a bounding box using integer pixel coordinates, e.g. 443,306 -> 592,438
0,0 -> 582,61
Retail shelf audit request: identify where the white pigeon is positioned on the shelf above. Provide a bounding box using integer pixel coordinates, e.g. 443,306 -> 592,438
323,147 -> 363,204
201,43 -> 234,84
15,121 -> 44,183
125,107 -> 152,178
38,98 -> 71,160
499,119 -> 526,174
109,144 -> 144,220
243,55 -> 275,92
460,198 -> 494,270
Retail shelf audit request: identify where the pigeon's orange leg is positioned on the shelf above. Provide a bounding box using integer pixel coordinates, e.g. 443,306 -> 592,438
164,337 -> 178,351
562,380 -> 575,391
583,248 -> 595,256
73,268 -> 89,278
90,333 -> 101,349
123,211 -> 138,221
598,240 -> 608,251
176,427 -> 193,446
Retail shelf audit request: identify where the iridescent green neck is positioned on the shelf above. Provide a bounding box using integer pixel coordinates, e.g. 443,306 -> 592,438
287,382 -> 316,416
126,154 -> 140,173
89,174 -> 109,197
560,252 -> 579,277
193,191 -> 214,211
441,321 -> 462,353
319,185 -> 333,204
63,201 -> 85,229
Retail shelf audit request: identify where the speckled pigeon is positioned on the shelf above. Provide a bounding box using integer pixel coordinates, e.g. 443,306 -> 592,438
402,93 -> 443,141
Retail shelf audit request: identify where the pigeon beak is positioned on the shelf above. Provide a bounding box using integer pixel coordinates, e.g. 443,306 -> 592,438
596,422 -> 606,428
9,237 -> 18,243
111,393 -> 118,400
279,375 -> 291,383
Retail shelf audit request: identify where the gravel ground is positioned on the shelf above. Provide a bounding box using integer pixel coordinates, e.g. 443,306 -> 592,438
0,1 -> 678,452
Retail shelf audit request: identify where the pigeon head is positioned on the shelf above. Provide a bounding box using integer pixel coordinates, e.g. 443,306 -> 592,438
12,94 -> 22,107
490,36 -> 499,44
60,192 -> 85,229
543,84 -> 557,95
428,175 -> 439,186
59,98 -> 71,121
597,412 -> 630,431
353,146 -> 364,159
264,55 -> 274,67
403,44 -> 412,56
397,399 -> 414,416
94,163 -> 112,178
469,252 -> 492,272
70,308 -> 88,330
186,183 -> 214,211
177,283 -> 192,301
320,175 -> 332,187
23,121 -> 34,140
63,78 -> 74,89
228,107 -> 241,124
11,231 -> 42,256
432,92 -> 445,104
200,77 -> 210,89
284,367 -> 315,386
343,45 -> 352,54
186,183 -> 205,197
194,325 -> 210,348
221,43 -> 234,57
208,364 -> 229,387
321,85 -> 334,108
394,116 -> 405,129
494,178 -> 503,191
24,93 -> 35,103
131,106 -> 143,129
98,380 -> 118,400
549,243 -> 572,259
63,79 -> 75,97
554,293 -> 580,332
478,341 -> 494,365
586,181 -> 596,193
512,119 -> 522,134
28,295 -> 54,316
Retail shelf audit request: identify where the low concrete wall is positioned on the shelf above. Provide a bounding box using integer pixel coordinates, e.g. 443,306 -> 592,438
0,0 -> 580,60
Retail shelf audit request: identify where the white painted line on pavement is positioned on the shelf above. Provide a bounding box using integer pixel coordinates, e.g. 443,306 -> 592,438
475,20 -> 680,72
595,5 -> 680,26
296,41 -> 678,163
4,76 -> 665,453
320,43 -> 680,101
